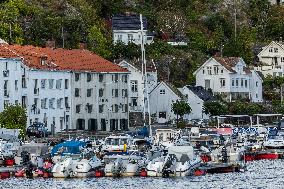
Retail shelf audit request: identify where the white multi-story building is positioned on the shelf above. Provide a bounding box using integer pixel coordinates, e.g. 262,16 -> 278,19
269,0 -> 284,5
118,60 -> 157,113
255,41 -> 284,77
194,57 -> 263,102
112,14 -> 154,45
0,44 -> 129,133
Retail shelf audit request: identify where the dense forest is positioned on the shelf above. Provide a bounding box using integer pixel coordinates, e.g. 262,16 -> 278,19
0,0 -> 284,86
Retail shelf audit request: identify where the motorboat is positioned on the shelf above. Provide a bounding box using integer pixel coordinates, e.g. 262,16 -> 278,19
51,157 -> 79,178
101,135 -> 133,152
71,156 -> 102,178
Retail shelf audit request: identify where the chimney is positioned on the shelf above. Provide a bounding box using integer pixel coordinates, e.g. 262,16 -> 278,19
79,42 -> 87,50
46,40 -> 55,48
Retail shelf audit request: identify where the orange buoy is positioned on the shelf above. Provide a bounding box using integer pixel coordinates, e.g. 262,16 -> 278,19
0,172 -> 10,179
194,169 -> 206,176
140,169 -> 147,177
95,170 -> 104,177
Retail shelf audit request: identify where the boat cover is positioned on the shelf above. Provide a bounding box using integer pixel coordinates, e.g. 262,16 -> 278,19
51,141 -> 86,156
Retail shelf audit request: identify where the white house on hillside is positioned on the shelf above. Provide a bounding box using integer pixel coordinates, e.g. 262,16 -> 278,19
180,86 -> 214,120
254,41 -> 284,77
118,60 -> 157,113
149,81 -> 184,124
194,57 -> 263,102
112,14 -> 154,45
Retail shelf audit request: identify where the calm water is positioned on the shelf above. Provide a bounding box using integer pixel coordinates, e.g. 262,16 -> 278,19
0,160 -> 283,189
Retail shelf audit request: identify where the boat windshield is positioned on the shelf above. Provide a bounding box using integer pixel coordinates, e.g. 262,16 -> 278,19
105,138 -> 112,145
120,139 -> 128,145
111,138 -> 120,145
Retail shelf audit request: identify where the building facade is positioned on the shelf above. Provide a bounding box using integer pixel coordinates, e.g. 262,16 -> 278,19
0,44 -> 129,133
149,82 -> 183,124
194,57 -> 263,102
118,60 -> 157,113
255,41 -> 284,77
112,14 -> 154,45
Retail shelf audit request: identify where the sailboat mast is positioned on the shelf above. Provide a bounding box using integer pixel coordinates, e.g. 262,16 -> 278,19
140,14 -> 152,137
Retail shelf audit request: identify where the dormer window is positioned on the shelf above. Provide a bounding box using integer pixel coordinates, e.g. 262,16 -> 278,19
40,57 -> 47,66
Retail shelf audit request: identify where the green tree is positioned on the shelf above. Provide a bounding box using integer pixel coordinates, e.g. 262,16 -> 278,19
171,100 -> 192,127
0,104 -> 27,138
203,101 -> 228,116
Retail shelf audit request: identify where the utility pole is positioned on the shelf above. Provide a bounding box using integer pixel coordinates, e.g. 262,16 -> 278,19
234,0 -> 237,40
61,26 -> 65,48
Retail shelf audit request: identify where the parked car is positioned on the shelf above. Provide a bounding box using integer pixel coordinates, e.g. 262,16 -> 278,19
26,122 -> 51,138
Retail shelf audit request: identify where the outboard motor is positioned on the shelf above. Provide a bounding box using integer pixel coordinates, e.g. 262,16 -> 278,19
162,154 -> 176,178
221,147 -> 228,163
21,151 -> 30,165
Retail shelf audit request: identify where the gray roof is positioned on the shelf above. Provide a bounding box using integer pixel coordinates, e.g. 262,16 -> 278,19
186,86 -> 215,102
112,14 -> 147,30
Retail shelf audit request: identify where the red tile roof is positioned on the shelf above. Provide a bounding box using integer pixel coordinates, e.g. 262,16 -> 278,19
0,44 -> 128,73
213,56 -> 251,74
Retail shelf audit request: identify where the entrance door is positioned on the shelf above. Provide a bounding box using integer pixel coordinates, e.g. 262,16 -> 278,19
88,119 -> 97,131
205,79 -> 211,90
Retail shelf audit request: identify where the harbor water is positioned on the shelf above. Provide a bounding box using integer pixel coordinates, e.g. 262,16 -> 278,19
0,160 -> 283,189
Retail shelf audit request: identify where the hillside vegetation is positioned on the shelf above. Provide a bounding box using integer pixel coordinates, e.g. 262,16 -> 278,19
0,0 -> 283,86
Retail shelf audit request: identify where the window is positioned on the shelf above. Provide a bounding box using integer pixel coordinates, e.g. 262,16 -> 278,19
220,69 -> 224,74
213,66 -> 219,75
41,79 -> 46,89
99,104 -> 104,113
56,79 -> 62,89
76,105 -> 81,113
112,74 -> 118,83
75,88 -> 80,97
236,79 -> 239,87
220,78 -> 225,87
159,112 -> 167,119
87,89 -> 92,97
118,34 -> 122,41
122,89 -> 128,98
4,100 -> 9,108
49,98 -> 55,109
15,80 -> 18,91
49,79 -> 54,89
241,79 -> 244,87
281,57 -> 284,63
99,88 -> 104,97
41,98 -> 47,109
256,81 -> 258,87
256,93 -> 258,98
122,75 -> 128,83
57,98 -> 63,109
207,67 -> 212,75
112,104 -> 119,112
160,89 -> 165,94
65,97 -> 69,108
86,104 -> 93,113
269,47 -> 273,52
75,73 -> 80,81
274,48 -> 278,53
131,98 -> 138,106
99,74 -> 104,82
128,34 -> 134,42
245,80 -> 248,88
65,79 -> 69,89
112,89 -> 118,97
87,73 -> 92,82
131,80 -> 138,92
122,104 -> 128,113
202,69 -> 205,74
232,79 -> 234,87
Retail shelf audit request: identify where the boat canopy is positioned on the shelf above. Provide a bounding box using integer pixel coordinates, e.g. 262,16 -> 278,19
51,141 -> 86,156
168,146 -> 195,160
